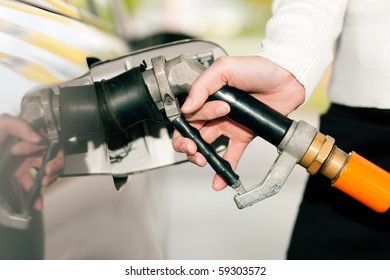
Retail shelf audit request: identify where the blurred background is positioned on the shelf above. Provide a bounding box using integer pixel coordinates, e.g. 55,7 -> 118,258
122,0 -> 331,112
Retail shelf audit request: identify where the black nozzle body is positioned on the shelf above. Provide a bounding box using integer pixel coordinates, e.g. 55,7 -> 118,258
209,86 -> 293,147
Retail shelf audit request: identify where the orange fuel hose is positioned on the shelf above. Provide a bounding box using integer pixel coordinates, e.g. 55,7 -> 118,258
332,152 -> 390,213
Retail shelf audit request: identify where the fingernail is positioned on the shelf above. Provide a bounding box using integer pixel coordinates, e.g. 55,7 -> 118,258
181,97 -> 193,112
185,143 -> 194,154
216,104 -> 230,116
194,155 -> 201,166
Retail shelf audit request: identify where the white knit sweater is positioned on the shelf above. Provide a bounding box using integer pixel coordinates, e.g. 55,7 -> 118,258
259,0 -> 390,109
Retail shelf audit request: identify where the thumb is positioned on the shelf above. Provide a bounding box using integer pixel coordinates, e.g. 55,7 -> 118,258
181,57 -> 231,114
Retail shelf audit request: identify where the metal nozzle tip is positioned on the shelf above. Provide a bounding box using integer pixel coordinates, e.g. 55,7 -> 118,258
231,180 -> 246,195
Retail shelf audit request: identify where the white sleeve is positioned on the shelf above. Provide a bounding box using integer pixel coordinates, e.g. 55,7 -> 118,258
258,0 -> 349,100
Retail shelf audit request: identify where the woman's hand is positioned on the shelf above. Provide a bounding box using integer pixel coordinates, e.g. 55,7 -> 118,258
172,55 -> 305,191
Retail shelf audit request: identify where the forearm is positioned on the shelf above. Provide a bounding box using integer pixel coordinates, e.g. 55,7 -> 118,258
259,0 -> 349,99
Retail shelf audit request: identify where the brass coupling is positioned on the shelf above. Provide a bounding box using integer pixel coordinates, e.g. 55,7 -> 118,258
299,132 -> 349,181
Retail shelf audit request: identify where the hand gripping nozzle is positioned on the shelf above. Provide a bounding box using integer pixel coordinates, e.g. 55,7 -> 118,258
141,55 -> 387,212
140,55 -> 310,205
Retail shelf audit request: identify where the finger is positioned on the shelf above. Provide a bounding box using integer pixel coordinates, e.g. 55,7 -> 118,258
0,114 -> 41,143
41,150 -> 64,187
187,153 -> 207,167
11,141 -> 47,156
41,173 -> 59,187
44,149 -> 65,176
181,56 -> 232,114
172,125 -> 209,167
187,122 -> 246,191
197,122 -> 224,144
171,120 -> 206,155
183,100 -> 230,122
37,149 -> 64,187
34,196 -> 43,211
172,130 -> 198,155
211,139 -> 249,192
220,139 -> 249,171
212,174 -> 229,191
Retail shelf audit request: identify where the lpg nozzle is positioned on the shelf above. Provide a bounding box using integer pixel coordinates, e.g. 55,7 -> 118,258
143,55 -> 390,213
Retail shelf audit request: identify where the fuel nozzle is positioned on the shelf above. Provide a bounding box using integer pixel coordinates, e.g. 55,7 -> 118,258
138,55 -> 390,213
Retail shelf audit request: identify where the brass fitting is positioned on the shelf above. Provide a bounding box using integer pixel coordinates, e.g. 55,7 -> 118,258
299,132 -> 348,181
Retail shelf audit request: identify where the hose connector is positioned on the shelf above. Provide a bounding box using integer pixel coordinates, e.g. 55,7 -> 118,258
300,132 -> 390,213
299,132 -> 348,180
